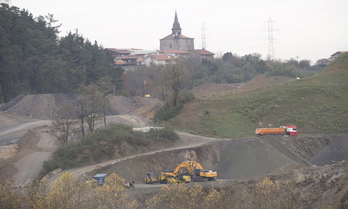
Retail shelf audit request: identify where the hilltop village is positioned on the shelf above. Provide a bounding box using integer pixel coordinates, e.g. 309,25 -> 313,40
106,12 -> 214,70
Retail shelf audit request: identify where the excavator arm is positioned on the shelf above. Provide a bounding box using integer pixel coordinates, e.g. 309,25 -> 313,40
157,161 -> 217,184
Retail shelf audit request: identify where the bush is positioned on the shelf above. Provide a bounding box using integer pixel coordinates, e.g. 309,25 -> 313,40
153,105 -> 181,122
40,124 -> 178,178
147,127 -> 179,141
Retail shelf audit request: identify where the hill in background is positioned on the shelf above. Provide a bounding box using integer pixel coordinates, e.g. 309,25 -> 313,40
168,53 -> 348,138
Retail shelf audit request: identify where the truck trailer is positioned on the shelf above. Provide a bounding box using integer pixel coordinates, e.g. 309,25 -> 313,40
255,125 -> 297,137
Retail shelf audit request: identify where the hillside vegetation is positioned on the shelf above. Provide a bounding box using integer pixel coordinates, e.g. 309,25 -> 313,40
168,54 -> 348,138
40,124 -> 178,178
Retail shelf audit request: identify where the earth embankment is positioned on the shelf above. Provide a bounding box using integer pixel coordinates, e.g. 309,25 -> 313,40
80,135 -> 339,184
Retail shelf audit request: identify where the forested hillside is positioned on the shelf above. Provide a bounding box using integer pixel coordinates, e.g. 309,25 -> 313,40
0,4 -> 124,103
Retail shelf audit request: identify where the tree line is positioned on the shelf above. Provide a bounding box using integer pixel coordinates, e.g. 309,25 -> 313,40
1,3 -> 319,110
0,4 -> 124,103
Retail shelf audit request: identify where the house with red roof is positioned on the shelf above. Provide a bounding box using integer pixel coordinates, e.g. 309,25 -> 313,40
142,55 -> 176,66
191,49 -> 215,60
330,51 -> 347,61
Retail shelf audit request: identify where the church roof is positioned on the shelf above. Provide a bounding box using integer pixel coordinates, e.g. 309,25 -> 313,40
160,34 -> 193,40
172,11 -> 181,30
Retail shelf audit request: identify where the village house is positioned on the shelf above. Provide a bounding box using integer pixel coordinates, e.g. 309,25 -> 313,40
316,51 -> 347,66
107,11 -> 215,67
330,51 -> 347,61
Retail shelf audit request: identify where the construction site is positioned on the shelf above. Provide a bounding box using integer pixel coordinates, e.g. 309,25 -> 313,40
0,74 -> 348,208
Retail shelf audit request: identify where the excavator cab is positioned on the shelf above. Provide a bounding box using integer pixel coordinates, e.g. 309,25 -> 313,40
145,172 -> 157,184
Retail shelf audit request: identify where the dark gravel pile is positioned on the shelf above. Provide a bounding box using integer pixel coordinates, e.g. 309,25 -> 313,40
310,135 -> 348,166
0,94 -> 76,119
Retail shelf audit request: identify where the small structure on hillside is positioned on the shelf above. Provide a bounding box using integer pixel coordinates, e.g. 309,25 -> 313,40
93,173 -> 107,186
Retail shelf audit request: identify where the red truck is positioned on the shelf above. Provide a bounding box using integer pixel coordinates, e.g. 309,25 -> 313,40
255,125 -> 298,137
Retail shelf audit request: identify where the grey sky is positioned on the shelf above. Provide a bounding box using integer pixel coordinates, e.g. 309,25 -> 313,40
9,0 -> 348,64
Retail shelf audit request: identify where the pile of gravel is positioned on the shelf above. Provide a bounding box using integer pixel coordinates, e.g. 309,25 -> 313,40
0,94 -> 76,119
0,94 -> 162,120
310,135 -> 348,166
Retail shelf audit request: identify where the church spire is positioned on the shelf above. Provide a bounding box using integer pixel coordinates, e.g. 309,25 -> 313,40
172,11 -> 182,38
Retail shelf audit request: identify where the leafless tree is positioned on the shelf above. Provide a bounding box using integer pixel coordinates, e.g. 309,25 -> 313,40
51,102 -> 75,144
76,84 -> 105,136
164,60 -> 189,107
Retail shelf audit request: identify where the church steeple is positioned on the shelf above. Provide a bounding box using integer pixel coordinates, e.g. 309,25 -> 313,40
172,11 -> 182,38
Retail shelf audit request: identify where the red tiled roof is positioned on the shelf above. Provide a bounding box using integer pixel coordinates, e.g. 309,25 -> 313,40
181,35 -> 192,39
115,60 -> 126,65
161,50 -> 190,54
151,55 -> 176,61
192,49 -> 215,55
160,34 -> 193,40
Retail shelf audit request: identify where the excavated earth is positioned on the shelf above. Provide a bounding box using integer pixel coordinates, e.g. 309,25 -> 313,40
0,76 -> 348,208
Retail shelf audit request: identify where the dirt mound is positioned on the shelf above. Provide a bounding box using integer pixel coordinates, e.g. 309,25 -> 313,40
191,83 -> 243,99
267,160 -> 348,209
277,135 -> 332,161
310,135 -> 348,165
0,94 -> 76,119
191,75 -> 295,99
0,94 -> 162,120
106,95 -> 162,116
240,74 -> 271,91
268,76 -> 295,85
215,137 -> 311,179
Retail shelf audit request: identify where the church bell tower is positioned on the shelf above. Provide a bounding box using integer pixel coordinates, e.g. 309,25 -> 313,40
172,11 -> 182,38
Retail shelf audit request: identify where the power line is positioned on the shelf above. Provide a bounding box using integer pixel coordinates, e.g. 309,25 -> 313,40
266,17 -> 276,61
201,22 -> 206,50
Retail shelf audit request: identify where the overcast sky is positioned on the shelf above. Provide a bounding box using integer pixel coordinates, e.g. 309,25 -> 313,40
9,0 -> 348,64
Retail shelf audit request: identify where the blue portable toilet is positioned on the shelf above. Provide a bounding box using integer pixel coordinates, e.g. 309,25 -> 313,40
93,174 -> 107,186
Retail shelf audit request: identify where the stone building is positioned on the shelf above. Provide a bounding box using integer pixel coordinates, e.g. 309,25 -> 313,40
160,12 -> 194,51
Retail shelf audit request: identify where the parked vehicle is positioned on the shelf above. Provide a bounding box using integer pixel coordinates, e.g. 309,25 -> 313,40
255,125 -> 298,137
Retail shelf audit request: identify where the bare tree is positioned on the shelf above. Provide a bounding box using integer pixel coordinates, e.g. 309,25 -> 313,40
75,96 -> 86,138
164,60 -> 189,107
51,102 -> 75,144
76,84 -> 105,136
153,65 -> 169,109
125,69 -> 147,96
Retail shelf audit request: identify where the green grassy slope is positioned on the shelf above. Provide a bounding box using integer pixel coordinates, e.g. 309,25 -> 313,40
168,53 -> 348,138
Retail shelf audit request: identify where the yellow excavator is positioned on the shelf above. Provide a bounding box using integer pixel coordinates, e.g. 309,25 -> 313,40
144,172 -> 157,184
156,161 -> 217,184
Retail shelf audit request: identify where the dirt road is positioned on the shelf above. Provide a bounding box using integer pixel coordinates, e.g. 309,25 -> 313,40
0,113 -> 51,145
0,113 -> 156,186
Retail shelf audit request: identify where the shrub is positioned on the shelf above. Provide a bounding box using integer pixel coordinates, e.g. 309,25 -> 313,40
40,124 -> 178,178
153,105 -> 181,122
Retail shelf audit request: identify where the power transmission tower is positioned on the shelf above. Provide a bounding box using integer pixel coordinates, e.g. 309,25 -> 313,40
201,22 -> 206,50
266,17 -> 276,60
